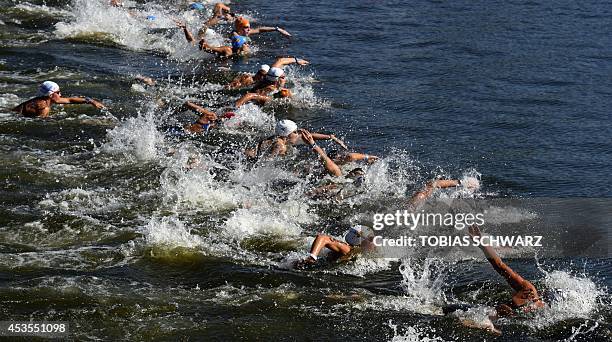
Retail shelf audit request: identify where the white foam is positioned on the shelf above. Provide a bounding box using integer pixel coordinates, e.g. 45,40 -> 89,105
388,321 -> 445,342
142,216 -> 202,249
222,201 -> 311,241
100,109 -> 163,162
531,270 -> 603,326
221,103 -> 275,132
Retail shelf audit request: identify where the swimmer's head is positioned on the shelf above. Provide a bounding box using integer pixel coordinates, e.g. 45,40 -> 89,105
347,167 -> 366,186
327,149 -> 349,161
231,35 -> 248,50
235,17 -> 250,33
38,81 -> 60,97
146,15 -> 156,21
258,64 -> 270,74
275,119 -> 297,137
461,176 -> 480,191
190,3 -> 205,11
273,88 -> 292,99
347,168 -> 365,179
266,67 -> 284,82
344,225 -> 373,246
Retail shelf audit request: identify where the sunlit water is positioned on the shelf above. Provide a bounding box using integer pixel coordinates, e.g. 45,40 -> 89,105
0,0 -> 610,340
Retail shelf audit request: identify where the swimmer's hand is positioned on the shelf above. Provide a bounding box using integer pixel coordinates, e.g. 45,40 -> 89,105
366,155 -> 379,164
329,134 -> 348,150
300,129 -> 315,146
468,225 -> 482,237
85,98 -> 105,109
276,27 -> 292,37
296,58 -> 310,66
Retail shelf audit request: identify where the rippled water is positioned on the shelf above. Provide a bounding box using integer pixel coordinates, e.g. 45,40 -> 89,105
0,0 -> 610,340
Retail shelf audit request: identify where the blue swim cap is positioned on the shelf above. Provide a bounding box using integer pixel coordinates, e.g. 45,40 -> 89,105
146,15 -> 156,21
190,3 -> 205,11
231,35 -> 248,49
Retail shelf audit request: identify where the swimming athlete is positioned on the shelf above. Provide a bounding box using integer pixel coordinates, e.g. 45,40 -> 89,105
407,179 -> 472,209
179,101 -> 235,134
470,225 -> 545,316
246,120 -> 348,159
446,225 -> 545,334
233,17 -> 291,38
226,56 -> 309,90
202,3 -> 235,28
326,149 -> 380,166
234,88 -> 292,107
177,22 -> 250,57
226,64 -> 270,90
295,225 -> 376,268
250,66 -> 286,94
12,81 -> 105,118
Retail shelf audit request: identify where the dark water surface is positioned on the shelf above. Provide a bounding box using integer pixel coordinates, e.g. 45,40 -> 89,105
0,0 -> 610,340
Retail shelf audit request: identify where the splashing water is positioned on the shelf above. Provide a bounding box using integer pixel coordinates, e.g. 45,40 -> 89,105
399,258 -> 447,306
387,321 -> 444,342
142,216 -> 201,249
101,109 -> 163,162
529,269 -> 604,328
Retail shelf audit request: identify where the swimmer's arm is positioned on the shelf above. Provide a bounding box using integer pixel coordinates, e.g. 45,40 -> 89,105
54,97 -> 105,109
346,152 -> 379,164
309,132 -> 348,150
176,22 -> 196,45
184,101 -> 217,119
225,74 -> 252,89
408,179 -> 460,207
213,3 -> 231,15
271,56 -> 310,68
313,145 -> 342,177
250,26 -> 292,37
235,93 -> 269,107
302,130 -> 342,176
468,226 -> 525,292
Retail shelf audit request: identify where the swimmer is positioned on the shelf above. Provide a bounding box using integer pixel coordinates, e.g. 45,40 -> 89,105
226,56 -> 309,90
295,225 -> 376,268
235,88 -> 292,107
407,177 -> 479,209
202,3 -> 235,28
177,22 -> 250,57
12,81 -> 105,118
454,225 -> 544,333
233,17 -> 292,38
225,64 -> 270,90
110,0 -> 123,7
180,101 -> 235,134
251,66 -> 286,94
301,130 -> 372,199
246,120 -> 347,159
134,75 -> 156,86
471,225 -> 545,315
326,149 -> 380,166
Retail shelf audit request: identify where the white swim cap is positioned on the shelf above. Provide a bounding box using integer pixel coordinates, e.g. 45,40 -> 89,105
38,81 -> 60,97
266,67 -> 284,81
275,119 -> 297,136
259,64 -> 270,73
344,225 -> 371,246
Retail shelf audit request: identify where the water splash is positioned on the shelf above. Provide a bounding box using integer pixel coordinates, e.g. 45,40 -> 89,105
101,108 -> 163,162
